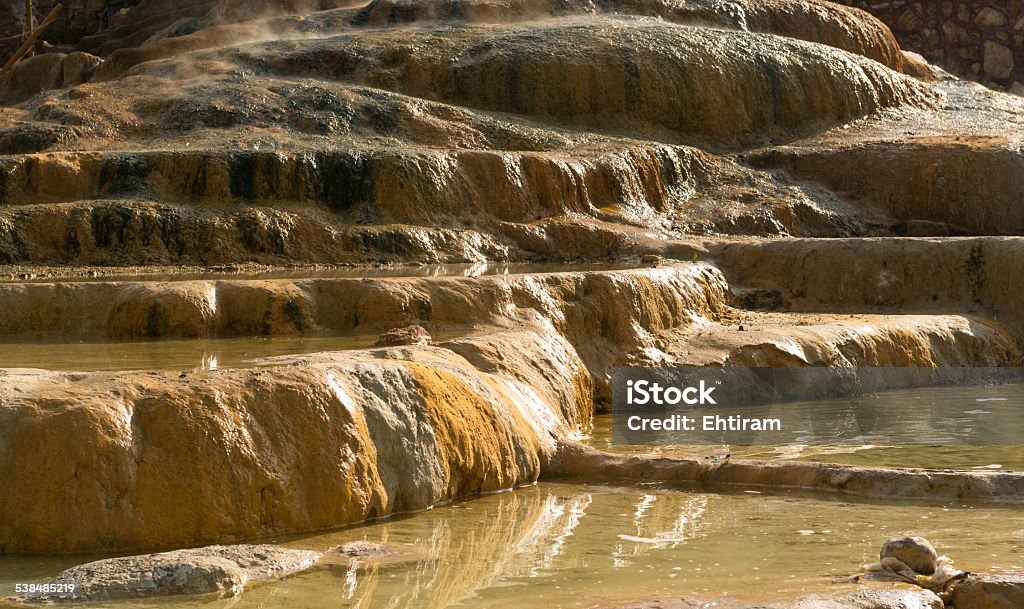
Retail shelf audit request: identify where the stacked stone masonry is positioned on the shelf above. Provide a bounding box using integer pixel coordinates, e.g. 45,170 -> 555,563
838,0 -> 1024,92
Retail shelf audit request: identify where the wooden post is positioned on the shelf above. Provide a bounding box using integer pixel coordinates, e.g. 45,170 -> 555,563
1,3 -> 64,76
25,0 -> 34,57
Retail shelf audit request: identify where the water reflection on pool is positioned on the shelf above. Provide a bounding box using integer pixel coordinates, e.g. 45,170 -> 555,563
2,483 -> 1022,609
0,331 -> 468,372
590,383 -> 1024,471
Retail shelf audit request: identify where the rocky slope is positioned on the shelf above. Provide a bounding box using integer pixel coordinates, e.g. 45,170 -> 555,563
0,0 -> 986,267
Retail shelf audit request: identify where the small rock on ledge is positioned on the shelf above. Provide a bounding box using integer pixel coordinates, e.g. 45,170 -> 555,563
375,325 -> 432,347
880,536 -> 939,575
12,545 -> 320,603
862,537 -> 1024,608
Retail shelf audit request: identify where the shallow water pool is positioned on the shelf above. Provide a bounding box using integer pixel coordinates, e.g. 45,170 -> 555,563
0,331 -> 467,372
2,262 -> 642,284
590,382 -> 1024,471
2,483 -> 1022,608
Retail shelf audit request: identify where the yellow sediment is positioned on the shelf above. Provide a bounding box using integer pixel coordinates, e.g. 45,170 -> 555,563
404,362 -> 543,496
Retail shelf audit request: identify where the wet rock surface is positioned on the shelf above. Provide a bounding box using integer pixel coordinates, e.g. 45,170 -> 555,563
589,587 -> 943,608
0,320 -> 589,553
548,442 -> 1024,502
11,545 -> 319,603
947,574 -> 1024,609
858,536 -> 965,594
331,541 -> 402,559
2,264 -> 1022,554
319,541 -> 420,566
853,537 -> 1024,609
787,589 -> 944,609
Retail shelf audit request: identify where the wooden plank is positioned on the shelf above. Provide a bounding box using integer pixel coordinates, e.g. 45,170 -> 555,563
25,0 -> 34,58
0,3 -> 65,76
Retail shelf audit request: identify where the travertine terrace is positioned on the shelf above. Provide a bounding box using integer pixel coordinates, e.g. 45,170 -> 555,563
1,1 -> 1023,606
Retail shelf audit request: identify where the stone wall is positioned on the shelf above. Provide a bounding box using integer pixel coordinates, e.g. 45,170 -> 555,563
837,0 -> 1024,92
2,1 -> 141,46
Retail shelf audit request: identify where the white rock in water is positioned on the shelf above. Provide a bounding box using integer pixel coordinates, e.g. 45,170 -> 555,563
13,544 -> 320,603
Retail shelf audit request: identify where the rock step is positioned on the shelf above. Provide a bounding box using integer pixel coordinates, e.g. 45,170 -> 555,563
87,0 -> 922,86
0,264 -> 730,340
671,311 -> 1020,369
0,147 -> 696,222
0,263 -> 1018,407
706,237 -> 1024,321
745,137 -> 1024,236
0,199 -> 520,267
549,442 -> 1024,503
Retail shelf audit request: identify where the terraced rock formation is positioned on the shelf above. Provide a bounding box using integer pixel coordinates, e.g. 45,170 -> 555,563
0,0 -> 951,263
2,263 -> 1022,555
1,1 -> 1024,607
